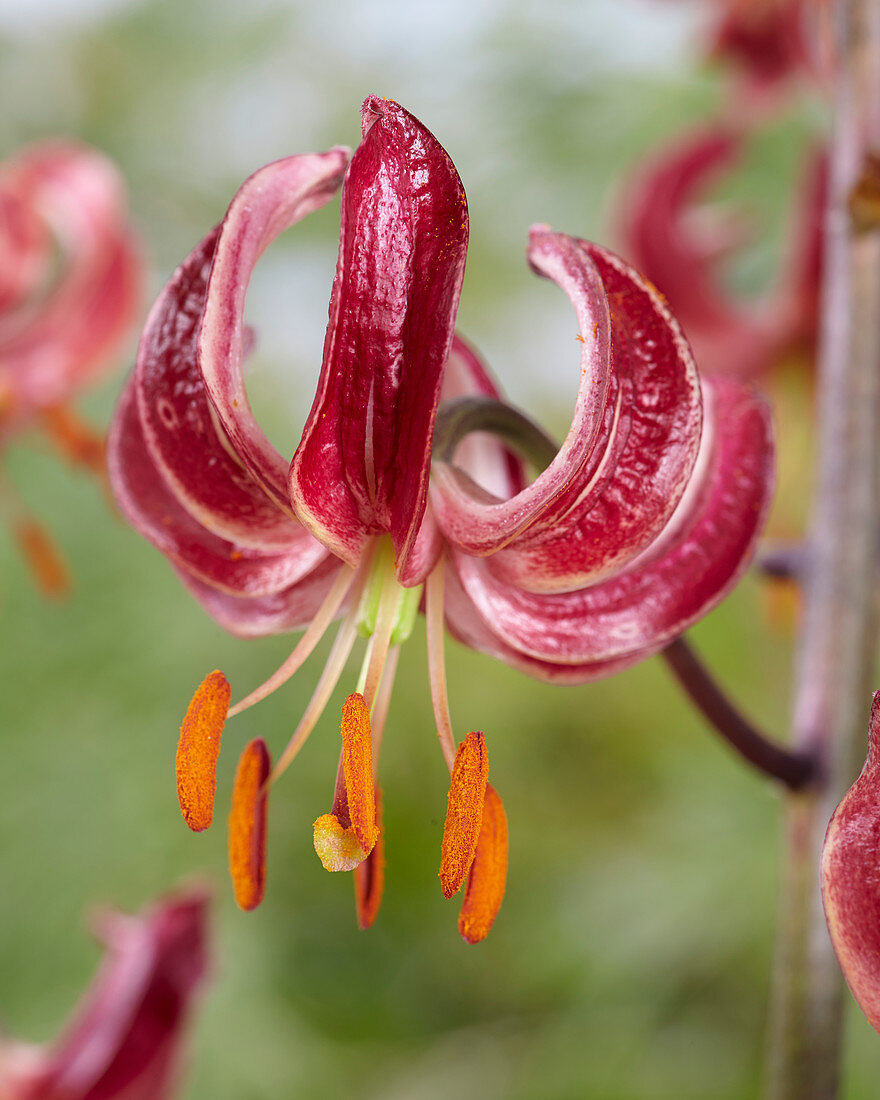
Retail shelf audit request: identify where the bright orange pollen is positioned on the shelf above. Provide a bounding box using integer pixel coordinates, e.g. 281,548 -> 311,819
439,731 -> 489,899
13,518 -> 71,598
458,783 -> 508,944
228,737 -> 270,911
355,786 -> 385,930
340,692 -> 378,854
176,670 -> 230,832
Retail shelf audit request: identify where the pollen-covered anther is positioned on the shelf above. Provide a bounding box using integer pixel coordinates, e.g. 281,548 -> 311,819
176,670 -> 231,832
439,731 -> 489,899
355,786 -> 385,929
313,813 -> 368,872
228,737 -> 270,911
341,692 -> 378,853
459,783 -> 508,944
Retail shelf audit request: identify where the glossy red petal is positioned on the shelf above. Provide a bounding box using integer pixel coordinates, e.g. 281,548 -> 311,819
432,232 -> 701,591
289,96 -> 468,575
0,141 -> 140,418
448,374 -> 773,670
400,336 -> 526,587
109,381 -> 328,597
822,693 -> 880,1034
0,890 -> 209,1100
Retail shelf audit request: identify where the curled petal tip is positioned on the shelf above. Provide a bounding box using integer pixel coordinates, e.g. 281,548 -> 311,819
822,694 -> 880,1032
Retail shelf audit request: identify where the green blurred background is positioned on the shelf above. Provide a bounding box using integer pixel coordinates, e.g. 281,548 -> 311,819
1,0 -> 878,1096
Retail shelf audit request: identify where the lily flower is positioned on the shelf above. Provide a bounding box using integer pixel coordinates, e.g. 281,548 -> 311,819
0,889 -> 209,1100
108,96 -> 774,942
619,124 -> 825,380
0,140 -> 141,596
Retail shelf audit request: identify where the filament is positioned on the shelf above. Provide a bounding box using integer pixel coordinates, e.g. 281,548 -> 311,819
426,558 -> 456,770
228,563 -> 358,718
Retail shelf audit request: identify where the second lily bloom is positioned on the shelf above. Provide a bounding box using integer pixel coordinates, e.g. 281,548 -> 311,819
108,96 -> 774,937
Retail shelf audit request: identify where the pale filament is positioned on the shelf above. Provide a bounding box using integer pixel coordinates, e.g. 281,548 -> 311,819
360,558 -> 402,710
228,563 -> 358,718
426,558 -> 456,771
269,603 -> 361,784
369,644 -> 400,768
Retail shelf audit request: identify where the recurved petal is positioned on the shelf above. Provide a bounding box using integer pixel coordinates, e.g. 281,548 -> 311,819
0,890 -> 209,1100
0,140 -> 141,413
432,232 -> 702,592
134,151 -> 347,552
289,96 -> 468,575
822,692 -> 880,1034
197,149 -> 350,516
109,380 -> 329,597
448,374 -> 773,669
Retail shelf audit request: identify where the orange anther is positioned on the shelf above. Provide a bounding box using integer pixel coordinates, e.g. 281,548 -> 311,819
355,787 -> 385,930
228,738 -> 270,911
313,813 -> 368,872
12,517 -> 71,599
439,731 -> 489,899
176,670 -> 230,832
340,692 -> 378,854
458,783 -> 508,944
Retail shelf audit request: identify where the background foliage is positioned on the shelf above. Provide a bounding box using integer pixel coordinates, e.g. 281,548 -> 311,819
1,1 -> 877,1096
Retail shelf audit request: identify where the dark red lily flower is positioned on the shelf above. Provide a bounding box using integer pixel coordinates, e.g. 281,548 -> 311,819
822,693 -> 880,1035
0,889 -> 209,1100
0,140 -> 141,596
108,96 -> 774,941
619,125 -> 825,380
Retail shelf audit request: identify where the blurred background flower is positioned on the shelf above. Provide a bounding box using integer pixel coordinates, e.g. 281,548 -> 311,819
1,1 -> 875,1098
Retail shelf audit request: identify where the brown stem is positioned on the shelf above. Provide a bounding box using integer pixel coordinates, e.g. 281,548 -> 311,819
766,2 -> 880,1096
663,638 -> 816,790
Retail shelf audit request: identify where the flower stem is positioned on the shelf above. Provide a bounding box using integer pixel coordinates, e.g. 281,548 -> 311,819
662,637 -> 816,790
766,2 -> 880,1095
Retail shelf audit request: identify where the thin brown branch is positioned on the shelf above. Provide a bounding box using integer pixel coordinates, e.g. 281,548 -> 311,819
663,637 -> 817,790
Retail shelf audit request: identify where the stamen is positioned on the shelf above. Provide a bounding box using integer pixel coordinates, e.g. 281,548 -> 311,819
176,670 -> 231,831
439,731 -> 489,899
41,404 -> 106,475
313,813 -> 368,872
426,560 -> 456,770
458,783 -> 508,944
12,516 -> 71,598
340,692 -> 378,853
270,605 -> 361,783
228,563 -> 357,718
228,738 -> 271,910
355,787 -> 385,930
